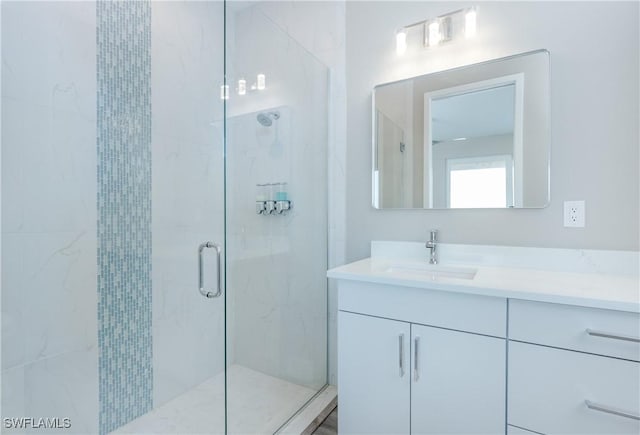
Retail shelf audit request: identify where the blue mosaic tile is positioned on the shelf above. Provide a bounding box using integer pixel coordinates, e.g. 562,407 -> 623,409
97,1 -> 152,433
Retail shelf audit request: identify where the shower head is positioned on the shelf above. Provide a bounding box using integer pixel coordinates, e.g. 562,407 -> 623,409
257,113 -> 272,127
257,111 -> 280,127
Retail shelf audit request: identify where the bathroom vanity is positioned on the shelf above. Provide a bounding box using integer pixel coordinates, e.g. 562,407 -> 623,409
328,242 -> 640,435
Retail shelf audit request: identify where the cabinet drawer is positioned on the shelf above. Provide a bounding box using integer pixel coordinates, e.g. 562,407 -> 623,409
509,300 -> 640,361
338,280 -> 506,337
509,341 -> 640,434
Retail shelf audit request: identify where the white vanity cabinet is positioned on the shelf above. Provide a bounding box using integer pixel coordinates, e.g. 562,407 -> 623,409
337,280 -> 507,435
330,251 -> 640,435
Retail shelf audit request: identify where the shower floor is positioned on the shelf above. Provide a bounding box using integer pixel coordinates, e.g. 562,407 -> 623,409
114,365 -> 317,434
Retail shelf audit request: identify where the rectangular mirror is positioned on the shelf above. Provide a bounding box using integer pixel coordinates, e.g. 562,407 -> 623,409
372,49 -> 550,209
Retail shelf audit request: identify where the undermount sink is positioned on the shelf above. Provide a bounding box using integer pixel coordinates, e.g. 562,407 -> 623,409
385,263 -> 478,280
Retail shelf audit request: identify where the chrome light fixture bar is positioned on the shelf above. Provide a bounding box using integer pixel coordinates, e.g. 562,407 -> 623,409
396,6 -> 477,55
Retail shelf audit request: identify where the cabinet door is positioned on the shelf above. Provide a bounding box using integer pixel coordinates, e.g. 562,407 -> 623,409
338,311 -> 411,434
411,324 -> 506,434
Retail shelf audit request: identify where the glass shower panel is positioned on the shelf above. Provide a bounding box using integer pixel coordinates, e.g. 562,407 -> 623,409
1,1 -> 227,434
225,2 -> 329,433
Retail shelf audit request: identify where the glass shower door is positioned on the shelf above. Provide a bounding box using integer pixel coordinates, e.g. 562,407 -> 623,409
118,0 -> 228,433
2,1 -> 228,434
224,2 -> 329,433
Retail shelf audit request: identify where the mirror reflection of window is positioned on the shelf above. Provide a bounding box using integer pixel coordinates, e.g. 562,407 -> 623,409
446,155 -> 514,208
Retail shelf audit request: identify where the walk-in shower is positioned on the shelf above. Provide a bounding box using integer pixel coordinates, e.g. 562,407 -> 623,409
1,1 -> 329,433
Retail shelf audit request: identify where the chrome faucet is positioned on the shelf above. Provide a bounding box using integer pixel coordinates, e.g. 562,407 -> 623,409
425,230 -> 438,264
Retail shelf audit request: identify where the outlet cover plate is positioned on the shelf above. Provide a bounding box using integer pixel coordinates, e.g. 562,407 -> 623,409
564,200 -> 585,228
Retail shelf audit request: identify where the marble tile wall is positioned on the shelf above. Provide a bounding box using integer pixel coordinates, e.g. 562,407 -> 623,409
1,1 -> 98,433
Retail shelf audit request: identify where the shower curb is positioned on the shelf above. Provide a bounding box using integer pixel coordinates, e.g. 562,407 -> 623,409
276,386 -> 337,435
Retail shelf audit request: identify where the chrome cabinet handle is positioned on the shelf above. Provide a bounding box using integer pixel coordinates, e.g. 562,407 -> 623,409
586,329 -> 640,343
413,336 -> 420,382
585,400 -> 640,421
198,242 -> 222,298
399,334 -> 405,377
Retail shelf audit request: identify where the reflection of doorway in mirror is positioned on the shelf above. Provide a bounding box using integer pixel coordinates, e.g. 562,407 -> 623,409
425,74 -> 524,208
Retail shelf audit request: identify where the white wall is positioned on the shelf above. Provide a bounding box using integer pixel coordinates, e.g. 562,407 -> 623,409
346,1 -> 639,262
1,2 -> 98,432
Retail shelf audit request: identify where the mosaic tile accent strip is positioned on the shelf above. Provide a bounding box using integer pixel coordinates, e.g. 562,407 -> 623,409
97,1 -> 152,433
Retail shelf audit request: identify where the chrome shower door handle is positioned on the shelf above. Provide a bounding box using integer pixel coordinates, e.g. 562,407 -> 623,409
198,241 -> 222,298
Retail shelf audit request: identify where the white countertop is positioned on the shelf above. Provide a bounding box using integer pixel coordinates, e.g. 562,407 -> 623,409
327,257 -> 640,313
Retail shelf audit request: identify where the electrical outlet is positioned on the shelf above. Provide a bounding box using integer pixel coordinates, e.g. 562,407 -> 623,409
564,200 -> 585,228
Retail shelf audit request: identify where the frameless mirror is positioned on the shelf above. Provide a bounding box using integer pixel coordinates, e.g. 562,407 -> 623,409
372,49 -> 550,209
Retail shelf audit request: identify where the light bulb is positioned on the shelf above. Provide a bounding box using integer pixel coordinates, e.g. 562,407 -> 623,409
396,29 -> 407,56
238,79 -> 246,95
465,8 -> 477,39
428,21 -> 441,47
257,74 -> 266,90
220,84 -> 229,100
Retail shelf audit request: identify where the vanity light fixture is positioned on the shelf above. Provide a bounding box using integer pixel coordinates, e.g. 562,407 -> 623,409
395,6 -> 477,55
257,73 -> 266,90
237,78 -> 246,95
465,7 -> 477,38
395,29 -> 407,55
221,73 -> 267,100
427,20 -> 442,47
